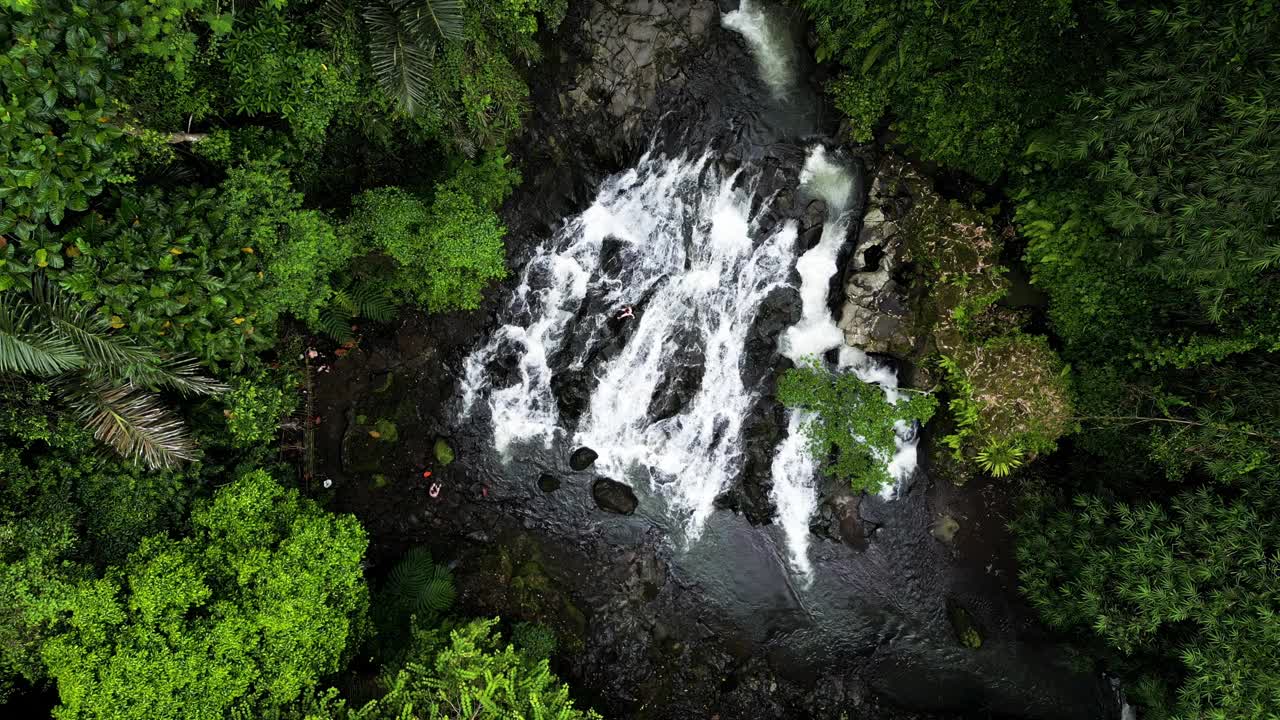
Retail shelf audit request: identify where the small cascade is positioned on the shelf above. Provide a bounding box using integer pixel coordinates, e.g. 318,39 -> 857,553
721,0 -> 796,99
769,148 -> 922,578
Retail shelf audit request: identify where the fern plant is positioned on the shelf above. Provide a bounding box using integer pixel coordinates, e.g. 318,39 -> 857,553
0,279 -> 224,469
382,547 -> 455,622
317,281 -> 396,341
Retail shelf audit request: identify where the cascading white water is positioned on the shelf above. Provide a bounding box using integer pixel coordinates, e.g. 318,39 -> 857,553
463,5 -> 924,578
461,152 -> 798,540
721,0 -> 795,98
769,148 -> 922,578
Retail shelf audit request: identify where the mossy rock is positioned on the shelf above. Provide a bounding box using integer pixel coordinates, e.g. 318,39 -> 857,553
472,535 -> 588,652
931,513 -> 961,543
434,437 -> 455,465
947,601 -> 983,649
372,418 -> 398,442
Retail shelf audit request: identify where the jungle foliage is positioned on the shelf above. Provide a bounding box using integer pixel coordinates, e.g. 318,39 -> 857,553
808,0 -> 1280,716
0,0 -> 597,716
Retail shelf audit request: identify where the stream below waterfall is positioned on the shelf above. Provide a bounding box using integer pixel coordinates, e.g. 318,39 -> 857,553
433,1 -> 1117,717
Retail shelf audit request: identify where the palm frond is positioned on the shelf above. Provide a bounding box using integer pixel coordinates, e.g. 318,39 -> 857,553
363,0 -> 439,115
35,281 -> 160,369
416,0 -> 465,41
122,356 -> 228,397
320,0 -> 359,45
32,279 -> 224,396
65,379 -> 199,470
0,295 -> 82,376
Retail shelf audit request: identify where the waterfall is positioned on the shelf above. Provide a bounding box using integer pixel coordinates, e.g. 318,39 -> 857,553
462,7 -> 923,579
721,0 -> 796,98
461,151 -> 798,540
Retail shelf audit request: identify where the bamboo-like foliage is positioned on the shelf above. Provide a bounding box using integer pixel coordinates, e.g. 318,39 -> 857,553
0,280 -> 224,469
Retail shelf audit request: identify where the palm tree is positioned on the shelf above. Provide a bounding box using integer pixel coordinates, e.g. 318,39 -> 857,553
325,0 -> 467,115
0,279 -> 225,469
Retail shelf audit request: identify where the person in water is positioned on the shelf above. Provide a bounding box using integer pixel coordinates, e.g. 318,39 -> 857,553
617,304 -> 634,320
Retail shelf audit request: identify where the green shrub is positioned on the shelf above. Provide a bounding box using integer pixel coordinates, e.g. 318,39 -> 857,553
55,186 -> 271,367
223,10 -> 359,145
778,362 -> 938,493
218,159 -> 353,331
225,372 -> 298,448
352,618 -> 600,720
512,621 -> 558,661
42,471 -> 370,720
345,175 -> 509,313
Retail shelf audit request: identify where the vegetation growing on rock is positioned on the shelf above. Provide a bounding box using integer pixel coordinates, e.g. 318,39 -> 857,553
779,362 -> 937,493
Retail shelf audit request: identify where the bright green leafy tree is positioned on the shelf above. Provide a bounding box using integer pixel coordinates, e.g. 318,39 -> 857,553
41,470 -> 370,720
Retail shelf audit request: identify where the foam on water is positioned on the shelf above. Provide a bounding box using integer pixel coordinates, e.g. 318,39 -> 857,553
461,152 -> 798,540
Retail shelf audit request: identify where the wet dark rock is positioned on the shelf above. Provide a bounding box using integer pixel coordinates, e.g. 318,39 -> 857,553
551,369 -> 591,428
713,488 -> 745,514
745,287 -> 801,374
801,199 -> 828,231
538,473 -> 562,492
799,223 -> 824,250
647,327 -> 706,421
736,400 -> 785,524
484,337 -> 525,389
599,235 -> 629,278
570,446 -> 599,471
592,477 -> 638,515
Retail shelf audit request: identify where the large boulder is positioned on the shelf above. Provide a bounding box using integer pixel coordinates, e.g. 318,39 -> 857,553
592,478 -> 639,515
570,446 -> 599,471
559,0 -> 719,155
837,156 -> 919,358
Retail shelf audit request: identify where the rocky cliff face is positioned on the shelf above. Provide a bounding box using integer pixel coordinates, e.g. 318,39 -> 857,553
837,156 -> 920,358
560,0 -> 718,148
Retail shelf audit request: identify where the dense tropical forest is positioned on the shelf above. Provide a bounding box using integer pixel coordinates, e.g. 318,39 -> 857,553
0,0 -> 1276,718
